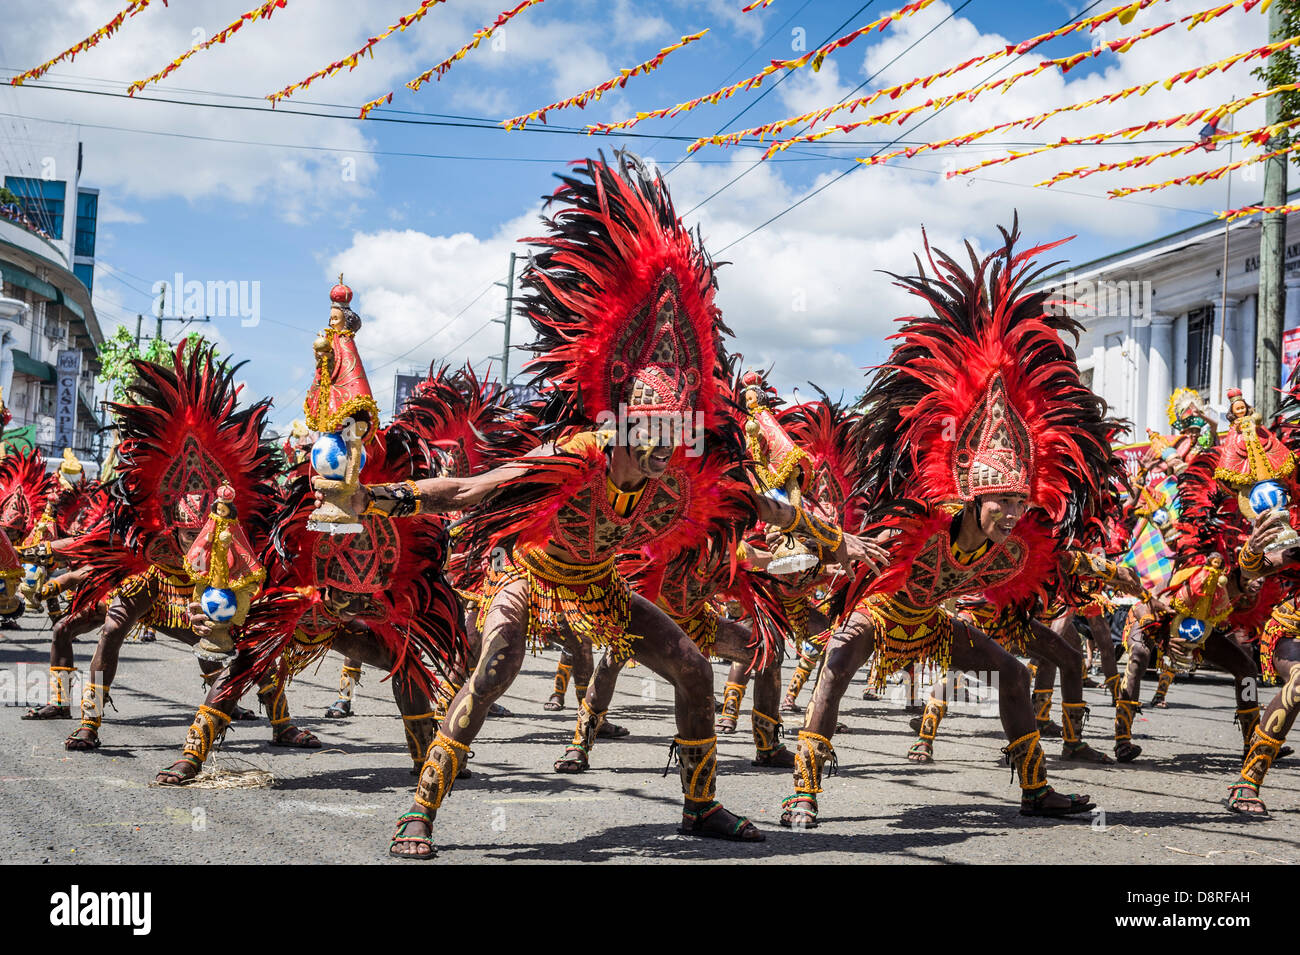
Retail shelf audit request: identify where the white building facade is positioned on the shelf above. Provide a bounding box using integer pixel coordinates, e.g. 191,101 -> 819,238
1037,206 -> 1300,443
0,117 -> 104,464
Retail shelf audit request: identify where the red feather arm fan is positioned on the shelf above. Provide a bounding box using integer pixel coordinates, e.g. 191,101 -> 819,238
844,216 -> 1122,617
0,448 -> 52,542
64,342 -> 280,620
222,416 -> 469,704
402,362 -> 544,592
405,362 -> 540,476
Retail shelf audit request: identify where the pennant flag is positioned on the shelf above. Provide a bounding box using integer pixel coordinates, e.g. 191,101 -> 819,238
859,76 -> 1300,180
1217,202 -> 1300,222
268,0 -> 450,106
130,0 -> 287,96
502,31 -> 707,130
360,0 -> 547,119
10,0 -> 167,86
742,0 -> 777,9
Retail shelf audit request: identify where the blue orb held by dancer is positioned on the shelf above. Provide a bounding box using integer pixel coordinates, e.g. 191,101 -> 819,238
1249,479 -> 1288,516
1177,616 -> 1208,646
312,431 -> 365,480
201,586 -> 239,623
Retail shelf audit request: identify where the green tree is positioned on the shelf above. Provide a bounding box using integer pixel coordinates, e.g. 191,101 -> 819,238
97,326 -> 219,400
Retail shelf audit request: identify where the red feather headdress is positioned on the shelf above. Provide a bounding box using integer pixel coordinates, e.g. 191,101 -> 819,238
0,449 -> 50,542
518,151 -> 731,432
110,342 -> 279,560
855,216 -> 1119,542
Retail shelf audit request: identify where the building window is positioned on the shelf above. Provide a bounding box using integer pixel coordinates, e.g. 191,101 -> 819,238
75,191 -> 97,257
73,262 -> 93,295
4,176 -> 66,238
1080,367 -> 1094,391
1186,306 -> 1213,393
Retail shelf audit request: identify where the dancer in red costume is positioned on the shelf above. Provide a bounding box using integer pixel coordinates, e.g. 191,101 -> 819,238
781,219 -> 1125,827
349,154 -> 883,858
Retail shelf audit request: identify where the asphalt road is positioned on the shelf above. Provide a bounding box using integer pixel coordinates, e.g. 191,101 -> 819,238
2,614 -> 1297,865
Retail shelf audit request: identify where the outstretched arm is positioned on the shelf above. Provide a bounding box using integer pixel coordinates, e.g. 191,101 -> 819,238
749,491 -> 890,576
325,445 -> 553,518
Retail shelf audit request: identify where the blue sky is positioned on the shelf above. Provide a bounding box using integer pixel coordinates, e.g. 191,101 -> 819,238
1,0 -> 1271,431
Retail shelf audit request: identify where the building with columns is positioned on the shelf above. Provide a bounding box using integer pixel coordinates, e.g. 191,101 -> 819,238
1035,201 -> 1300,443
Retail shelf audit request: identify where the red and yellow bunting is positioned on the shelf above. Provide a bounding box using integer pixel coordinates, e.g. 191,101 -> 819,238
749,0 -> 1276,158
359,0 -> 547,119
689,0 -> 1180,150
1037,116 -> 1300,187
10,0 -> 167,86
853,51 -> 1299,176
502,31 -> 707,130
741,0 -> 777,10
129,0 -> 287,96
933,83 -> 1300,179
1218,202 -> 1300,222
1109,143 -> 1297,196
586,0 -> 937,135
752,20 -> 1187,158
268,0 -> 450,105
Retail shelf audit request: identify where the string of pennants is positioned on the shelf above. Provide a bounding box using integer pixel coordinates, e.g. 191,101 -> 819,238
9,0 -> 166,86
1218,202 -> 1300,221
129,0 -> 288,96
502,31 -> 708,130
267,0 -> 452,106
705,0 -> 1282,158
8,0 -> 1295,214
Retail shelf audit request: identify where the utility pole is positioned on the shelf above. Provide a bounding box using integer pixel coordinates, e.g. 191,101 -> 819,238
151,283 -> 212,347
1256,0 -> 1290,418
493,252 -> 517,382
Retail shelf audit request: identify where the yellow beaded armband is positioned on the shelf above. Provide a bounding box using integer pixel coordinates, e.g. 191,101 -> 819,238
1238,544 -> 1266,576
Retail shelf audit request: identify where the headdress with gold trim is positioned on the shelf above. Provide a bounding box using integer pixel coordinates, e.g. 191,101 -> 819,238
854,216 -> 1118,540
519,151 -> 731,435
740,369 -> 812,500
1168,387 -> 1212,434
